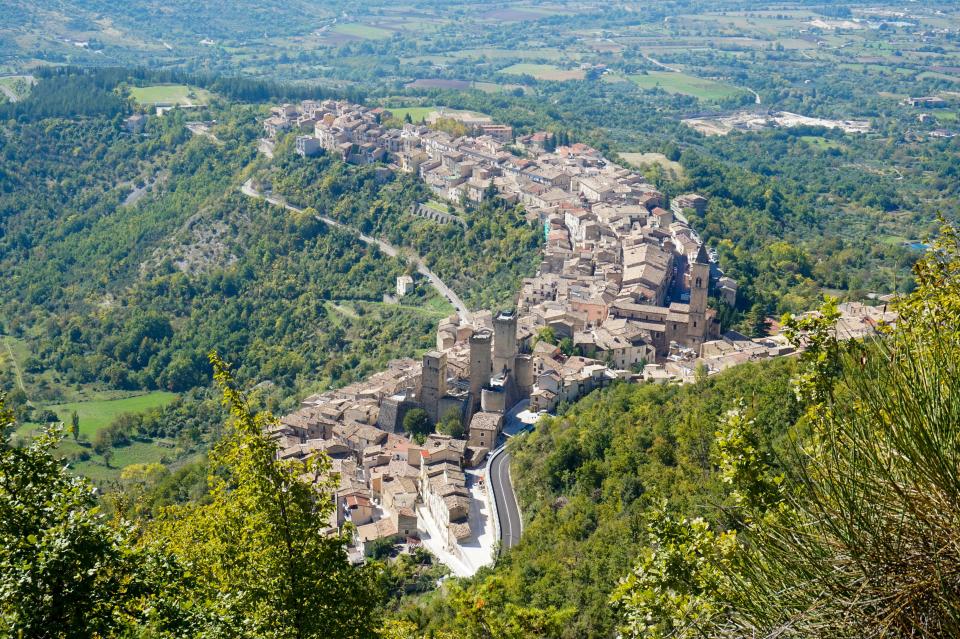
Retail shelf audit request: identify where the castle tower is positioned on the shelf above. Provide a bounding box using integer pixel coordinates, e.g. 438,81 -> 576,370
514,354 -> 534,399
469,330 -> 493,413
687,245 -> 710,345
421,351 -> 447,424
493,309 -> 518,374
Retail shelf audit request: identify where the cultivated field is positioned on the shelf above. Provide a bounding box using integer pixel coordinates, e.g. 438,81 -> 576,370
406,79 -> 472,90
628,71 -> 745,101
501,63 -> 585,81
472,81 -> 527,94
385,105 -> 489,123
385,105 -> 439,122
331,23 -> 395,40
130,84 -> 212,106
457,47 -> 573,61
402,79 -> 527,94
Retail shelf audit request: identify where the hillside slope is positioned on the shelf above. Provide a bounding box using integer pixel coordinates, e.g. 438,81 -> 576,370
400,357 -> 802,638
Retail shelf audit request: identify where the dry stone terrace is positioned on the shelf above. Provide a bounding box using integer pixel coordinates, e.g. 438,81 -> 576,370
261,100 -> 897,573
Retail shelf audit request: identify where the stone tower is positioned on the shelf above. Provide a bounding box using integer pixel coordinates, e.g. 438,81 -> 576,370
514,353 -> 534,398
420,350 -> 447,424
687,245 -> 710,345
493,309 -> 518,374
469,329 -> 493,413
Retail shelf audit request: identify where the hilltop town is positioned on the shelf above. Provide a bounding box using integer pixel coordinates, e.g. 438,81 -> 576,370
3,2 -> 958,634
259,100 -> 897,573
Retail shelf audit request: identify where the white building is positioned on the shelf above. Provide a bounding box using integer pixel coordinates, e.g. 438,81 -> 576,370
396,275 -> 414,297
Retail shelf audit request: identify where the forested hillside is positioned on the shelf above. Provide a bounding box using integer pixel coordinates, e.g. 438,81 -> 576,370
4,227 -> 959,638
0,100 -> 432,401
263,148 -> 542,310
383,224 -> 960,639
2,2 -> 960,637
394,357 -> 802,638
0,69 -> 540,482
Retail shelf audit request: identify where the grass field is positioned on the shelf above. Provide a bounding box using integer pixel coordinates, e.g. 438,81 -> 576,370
628,71 -> 745,100
375,18 -> 447,34
129,84 -> 212,106
500,63 -> 585,81
917,71 -> 960,84
70,441 -> 175,481
423,199 -> 456,214
106,440 -> 174,467
11,391 -> 180,482
332,23 -> 395,40
840,63 -> 914,76
799,136 -> 845,151
618,152 -> 685,180
0,335 -> 30,392
385,105 -> 486,122
472,81 -> 528,94
43,392 -> 178,438
456,47 -> 571,61
395,295 -> 454,316
69,439 -> 175,482
0,75 -> 33,100
386,106 -> 440,122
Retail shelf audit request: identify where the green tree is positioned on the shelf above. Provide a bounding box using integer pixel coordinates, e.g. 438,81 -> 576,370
447,575 -> 576,639
148,352 -> 381,639
402,408 -> 432,442
693,361 -> 709,385
612,505 -> 737,639
544,133 -> 557,153
534,326 -> 557,346
70,409 -> 79,441
720,224 -> 960,637
713,403 -> 783,515
0,396 -> 137,637
746,303 -> 769,337
437,408 -> 465,439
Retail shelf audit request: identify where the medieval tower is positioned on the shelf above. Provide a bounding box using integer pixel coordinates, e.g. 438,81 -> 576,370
493,309 -> 518,374
687,245 -> 710,346
468,329 -> 493,413
420,351 -> 447,424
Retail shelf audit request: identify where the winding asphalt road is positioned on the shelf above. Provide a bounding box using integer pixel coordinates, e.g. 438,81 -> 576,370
240,180 -> 472,322
489,400 -> 535,553
490,447 -> 522,552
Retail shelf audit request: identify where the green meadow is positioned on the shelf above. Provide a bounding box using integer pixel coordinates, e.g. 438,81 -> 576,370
129,84 -> 212,105
44,392 -> 178,438
332,23 -> 395,40
628,71 -> 745,100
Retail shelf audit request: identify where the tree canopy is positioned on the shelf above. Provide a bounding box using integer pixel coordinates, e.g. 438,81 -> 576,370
0,352 -> 383,638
